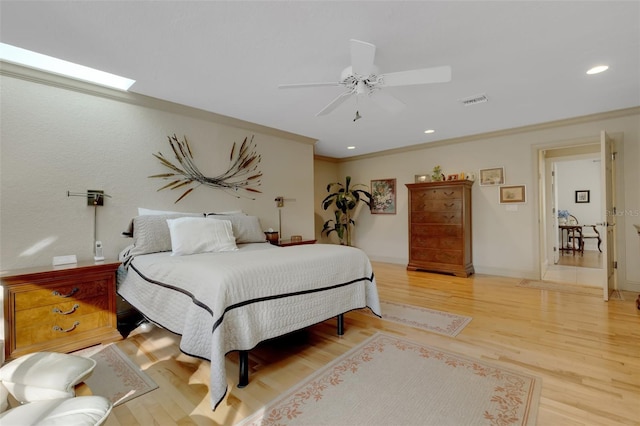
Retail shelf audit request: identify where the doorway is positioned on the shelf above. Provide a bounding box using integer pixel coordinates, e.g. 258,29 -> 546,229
543,150 -> 604,286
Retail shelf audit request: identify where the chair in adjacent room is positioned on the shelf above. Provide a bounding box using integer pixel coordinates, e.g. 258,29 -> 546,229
567,215 -> 602,253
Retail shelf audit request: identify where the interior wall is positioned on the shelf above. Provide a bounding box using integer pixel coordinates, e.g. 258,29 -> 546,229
317,110 -> 640,291
313,158 -> 340,243
0,71 -> 316,272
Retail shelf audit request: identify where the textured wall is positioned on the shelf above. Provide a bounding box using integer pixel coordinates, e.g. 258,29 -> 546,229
0,71 -> 316,271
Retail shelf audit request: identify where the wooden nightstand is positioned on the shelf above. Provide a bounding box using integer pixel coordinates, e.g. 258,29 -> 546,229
1,260 -> 122,361
276,239 -> 317,247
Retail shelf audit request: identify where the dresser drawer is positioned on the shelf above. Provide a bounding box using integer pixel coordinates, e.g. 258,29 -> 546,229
14,278 -> 110,311
411,248 -> 463,265
412,199 -> 461,212
411,235 -> 462,250
411,224 -> 462,238
412,211 -> 461,224
411,187 -> 461,204
15,310 -> 110,348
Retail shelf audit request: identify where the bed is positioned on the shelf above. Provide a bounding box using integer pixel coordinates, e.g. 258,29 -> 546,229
117,213 -> 381,409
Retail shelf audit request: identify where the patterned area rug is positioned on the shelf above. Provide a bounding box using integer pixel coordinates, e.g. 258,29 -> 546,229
237,333 -> 541,426
73,343 -> 158,406
374,300 -> 472,337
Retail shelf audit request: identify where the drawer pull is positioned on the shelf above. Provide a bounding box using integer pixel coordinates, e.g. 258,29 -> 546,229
444,191 -> 455,196
52,287 -> 79,298
52,304 -> 80,315
53,321 -> 80,333
444,203 -> 455,207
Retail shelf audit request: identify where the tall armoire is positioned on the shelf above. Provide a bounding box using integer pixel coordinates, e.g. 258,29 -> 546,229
405,180 -> 474,277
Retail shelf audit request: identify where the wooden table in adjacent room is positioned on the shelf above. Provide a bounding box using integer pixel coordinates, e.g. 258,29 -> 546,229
559,224 -> 583,256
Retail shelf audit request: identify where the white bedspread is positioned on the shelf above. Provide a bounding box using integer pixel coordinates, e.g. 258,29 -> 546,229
117,243 -> 381,409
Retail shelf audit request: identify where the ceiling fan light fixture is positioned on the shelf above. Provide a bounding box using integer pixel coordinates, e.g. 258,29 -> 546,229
586,65 -> 609,75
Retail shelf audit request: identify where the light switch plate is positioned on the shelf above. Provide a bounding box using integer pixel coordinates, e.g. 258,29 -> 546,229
53,255 -> 77,266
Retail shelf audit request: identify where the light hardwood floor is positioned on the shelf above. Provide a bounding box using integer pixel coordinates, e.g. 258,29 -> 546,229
105,262 -> 640,426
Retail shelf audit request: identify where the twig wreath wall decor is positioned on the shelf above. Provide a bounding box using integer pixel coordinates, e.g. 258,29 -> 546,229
149,134 -> 262,203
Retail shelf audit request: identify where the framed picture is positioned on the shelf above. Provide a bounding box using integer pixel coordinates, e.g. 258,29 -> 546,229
447,174 -> 459,181
575,190 -> 590,203
479,167 -> 505,186
499,184 -> 526,204
370,178 -> 396,214
414,174 -> 429,183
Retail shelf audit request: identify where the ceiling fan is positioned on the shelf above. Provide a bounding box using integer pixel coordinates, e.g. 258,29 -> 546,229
278,39 -> 452,117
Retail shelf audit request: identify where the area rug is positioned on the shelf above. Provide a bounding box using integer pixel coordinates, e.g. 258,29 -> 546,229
373,300 -> 472,337
73,344 -> 158,406
237,333 -> 541,426
517,279 -> 602,296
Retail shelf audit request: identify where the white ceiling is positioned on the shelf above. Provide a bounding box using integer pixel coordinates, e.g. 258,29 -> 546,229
1,1 -> 639,158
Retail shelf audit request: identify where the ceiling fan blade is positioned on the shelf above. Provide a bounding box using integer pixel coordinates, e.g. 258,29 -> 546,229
316,91 -> 353,116
350,39 -> 376,76
381,65 -> 452,87
278,82 -> 340,89
369,90 -> 405,114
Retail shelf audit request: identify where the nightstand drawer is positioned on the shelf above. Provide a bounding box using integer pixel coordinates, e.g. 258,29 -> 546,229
14,278 -> 110,311
15,295 -> 109,324
15,310 -> 110,348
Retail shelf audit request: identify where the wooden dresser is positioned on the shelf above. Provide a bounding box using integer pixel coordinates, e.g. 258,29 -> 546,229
406,180 -> 474,277
2,260 -> 122,361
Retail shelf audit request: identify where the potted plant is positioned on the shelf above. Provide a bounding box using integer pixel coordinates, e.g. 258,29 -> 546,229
321,176 -> 372,246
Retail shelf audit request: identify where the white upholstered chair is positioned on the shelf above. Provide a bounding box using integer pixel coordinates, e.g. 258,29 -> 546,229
0,351 -> 112,425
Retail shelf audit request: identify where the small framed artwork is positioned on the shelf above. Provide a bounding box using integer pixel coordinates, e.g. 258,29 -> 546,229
479,167 -> 505,186
575,190 -> 590,203
499,184 -> 526,204
370,178 -> 396,214
447,174 -> 459,181
414,174 -> 429,183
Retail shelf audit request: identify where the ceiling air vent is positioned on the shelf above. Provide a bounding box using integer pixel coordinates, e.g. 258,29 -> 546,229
460,93 -> 488,106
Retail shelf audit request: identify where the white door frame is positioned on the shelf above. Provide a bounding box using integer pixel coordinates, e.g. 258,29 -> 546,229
533,134 -> 621,294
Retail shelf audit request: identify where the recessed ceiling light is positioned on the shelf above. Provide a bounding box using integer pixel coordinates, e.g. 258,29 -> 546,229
586,65 -> 609,75
424,129 -> 435,134
347,146 -> 356,150
0,43 -> 135,91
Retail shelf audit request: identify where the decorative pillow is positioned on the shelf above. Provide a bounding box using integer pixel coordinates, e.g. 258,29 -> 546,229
207,215 -> 266,243
166,217 -> 238,256
128,214 -> 199,257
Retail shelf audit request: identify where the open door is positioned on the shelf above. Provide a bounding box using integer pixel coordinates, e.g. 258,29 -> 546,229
600,131 -> 616,300
551,162 -> 560,265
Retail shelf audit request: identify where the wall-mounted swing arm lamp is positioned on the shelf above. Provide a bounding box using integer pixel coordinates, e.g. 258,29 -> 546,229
274,196 -> 296,241
67,190 -> 112,261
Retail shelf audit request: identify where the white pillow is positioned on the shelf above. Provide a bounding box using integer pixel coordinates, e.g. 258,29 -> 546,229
166,217 -> 238,256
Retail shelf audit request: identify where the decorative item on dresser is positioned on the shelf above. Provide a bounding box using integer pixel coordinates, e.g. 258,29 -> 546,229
405,180 -> 474,277
1,260 -> 122,361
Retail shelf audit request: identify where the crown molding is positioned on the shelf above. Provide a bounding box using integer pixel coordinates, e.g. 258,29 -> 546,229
331,106 -> 640,163
0,61 -> 317,146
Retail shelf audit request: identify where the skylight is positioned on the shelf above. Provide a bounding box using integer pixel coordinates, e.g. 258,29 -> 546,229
0,43 -> 135,91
